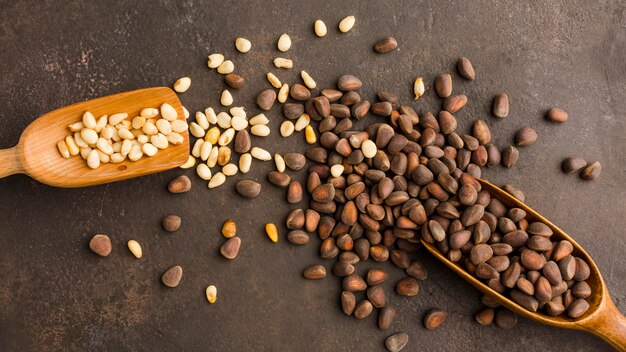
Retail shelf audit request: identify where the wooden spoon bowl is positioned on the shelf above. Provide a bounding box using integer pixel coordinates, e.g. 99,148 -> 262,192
0,87 -> 189,187
422,178 -> 626,351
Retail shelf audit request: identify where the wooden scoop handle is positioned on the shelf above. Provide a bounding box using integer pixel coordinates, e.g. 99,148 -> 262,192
587,294 -> 626,351
0,146 -> 23,179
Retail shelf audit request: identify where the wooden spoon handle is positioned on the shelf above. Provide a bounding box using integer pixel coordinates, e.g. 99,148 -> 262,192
588,294 -> 626,351
0,146 -> 23,178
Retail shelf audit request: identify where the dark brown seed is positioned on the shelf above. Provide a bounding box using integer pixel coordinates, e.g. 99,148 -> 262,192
320,238 -> 339,258
168,175 -> 191,193
553,240 -> 574,261
475,308 -> 495,325
374,37 -> 398,53
220,237 -> 241,259
501,146 -> 519,168
423,309 -> 447,330
256,89 -> 276,110
547,108 -> 568,122
267,171 -> 291,187
475,263 -> 499,279
559,255 -> 577,280
314,96 -> 331,117
396,277 -> 420,296
506,208 -> 526,222
286,209 -> 305,230
521,249 -> 546,270
495,309 -> 517,329
398,114 -> 414,134
330,103 -> 351,119
235,180 -> 261,198
341,291 -> 356,315
305,147 -> 328,163
332,261 -> 355,277
377,91 -> 399,106
303,264 -> 326,279
435,73 -> 452,98
318,218 -> 335,239
526,222 -> 552,237
354,300 -> 374,319
224,73 -> 245,89
502,258 -> 522,288
343,274 -> 367,292
502,184 -> 525,202
517,277 -> 535,295
510,289 -> 539,312
89,234 -> 112,257
283,103 -> 305,119
290,84 -> 311,101
340,252 -> 360,265
305,209 -> 320,233
535,276 -> 553,303
567,298 -> 590,318
580,161 -> 601,180
470,244 -> 494,265
492,93 -> 509,118
342,91 -> 361,105
546,301 -> 566,316
337,75 -> 362,91
282,152 -> 306,171
390,250 -> 410,269
515,127 -> 538,146
443,95 -> 467,113
162,215 -> 181,232
287,181 -> 303,203
371,101 -> 393,116
562,157 -> 587,174
161,265 -> 183,287
574,257 -> 591,281
322,89 -> 343,102
233,129 -> 251,153
572,281 -> 592,298
378,307 -> 396,330
287,230 -> 309,245
428,220 -> 446,242
312,184 -> 335,203
385,332 -> 409,352
461,205 -> 485,227
457,57 -> 475,80
485,144 -> 501,167
351,100 -> 370,119
370,245 -> 389,262
438,111 -> 457,135
366,269 -> 389,286
527,236 -> 552,251
367,285 -> 386,308
472,119 -> 491,145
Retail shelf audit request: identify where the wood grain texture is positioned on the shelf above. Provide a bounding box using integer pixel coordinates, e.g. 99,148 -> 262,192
422,178 -> 626,351
0,87 -> 189,188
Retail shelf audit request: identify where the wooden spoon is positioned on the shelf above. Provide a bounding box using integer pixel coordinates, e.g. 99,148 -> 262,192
421,178 -> 626,351
0,87 -> 189,187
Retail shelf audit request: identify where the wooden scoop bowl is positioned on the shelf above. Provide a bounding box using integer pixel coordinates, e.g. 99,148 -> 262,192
0,87 -> 189,187
422,178 -> 626,351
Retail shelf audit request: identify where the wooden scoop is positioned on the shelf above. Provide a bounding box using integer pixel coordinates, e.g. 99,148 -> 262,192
0,87 -> 189,187
421,178 -> 626,351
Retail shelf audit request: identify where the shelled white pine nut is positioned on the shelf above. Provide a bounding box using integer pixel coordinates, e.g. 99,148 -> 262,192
301,71 -> 316,89
87,149 -> 100,168
140,108 -> 159,118
205,127 -> 220,144
196,111 -> 210,130
192,139 -> 204,158
267,73 -> 282,88
171,119 -> 189,133
180,155 -> 196,169
230,106 -> 246,118
294,114 -> 310,131
65,135 -> 80,156
205,107 -> 218,124
235,38 -> 252,53
142,143 -> 158,157
239,153 -> 252,173
200,141 -> 212,161
197,163 -> 212,180
277,34 -> 291,52
207,146 -> 219,167
278,83 -> 289,103
57,141 -> 70,159
314,20 -> 327,37
222,163 -> 238,176
273,58 -> 293,69
173,77 -> 191,93
221,89 -> 233,106
249,113 -> 269,126
218,128 -> 235,146
274,154 -> 286,172
231,115 -> 248,131
189,122 -> 205,138
156,119 -> 172,135
251,125 -> 270,137
207,54 -> 224,69
339,16 -> 356,33
208,172 -> 226,188
216,112 -> 232,129
280,121 -> 295,137
160,103 -> 178,121
183,106 -> 190,119
251,147 -> 271,161
82,111 -> 97,129
217,60 -> 234,74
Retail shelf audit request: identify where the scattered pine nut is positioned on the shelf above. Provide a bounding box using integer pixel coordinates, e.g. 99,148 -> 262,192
251,124 -> 271,137
414,77 -> 425,100
173,77 -> 191,93
280,121 -> 295,137
251,147 -> 271,161
278,83 -> 289,103
140,108 -> 159,119
182,106 -> 190,119
239,153 -> 252,173
205,107 -> 218,124
217,60 -> 234,74
205,127 -> 221,144
180,155 -> 196,169
274,58 -> 293,69
189,122 -> 205,138
330,164 -> 344,177
218,128 -> 235,146
235,38 -> 252,53
305,125 -> 316,144
57,141 -> 70,158
196,111 -> 209,129
65,135 -> 80,156
301,71 -> 316,89
87,149 -> 100,169
197,163 -> 212,180
275,154 -> 286,172
127,240 -> 142,259
222,163 -> 238,176
216,112 -> 232,129
221,89 -> 233,106
267,73 -> 282,88
206,285 -> 217,304
249,113 -> 269,125
207,54 -> 224,68
222,219 -> 237,238
265,223 -> 278,242
208,172 -> 226,188
339,16 -> 356,33
314,20 -> 327,37
277,33 -> 291,52
294,114 -> 310,131
207,146 -> 219,167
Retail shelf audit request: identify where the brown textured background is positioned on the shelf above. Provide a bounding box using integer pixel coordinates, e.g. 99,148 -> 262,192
0,1 -> 625,351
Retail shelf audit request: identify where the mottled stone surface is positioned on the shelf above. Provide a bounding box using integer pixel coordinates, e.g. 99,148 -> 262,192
0,1 -> 624,351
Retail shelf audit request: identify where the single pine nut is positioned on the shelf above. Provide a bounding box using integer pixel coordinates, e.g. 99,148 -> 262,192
96,138 -> 113,155
87,149 -> 100,168
132,116 -> 146,130
97,149 -> 110,164
275,154 -> 286,172
173,77 -> 191,93
80,147 -> 92,159
99,126 -> 114,140
156,119 -> 172,135
274,58 -> 293,69
278,83 -> 289,103
251,125 -> 270,137
217,146 -> 231,166
142,143 -> 158,156
180,155 -> 196,169
222,163 -> 238,176
230,106 -> 246,118
295,113 -> 310,131
207,146 -> 219,167
95,115 -> 108,133
142,120 -> 158,135
267,72 -> 282,88
205,127 -> 220,144
80,128 -> 99,145
117,120 -> 131,130
127,240 -> 142,259
239,153 -> 252,173
251,147 -> 271,161
235,38 -> 252,53
73,132 -> 88,148
110,153 -> 125,163
57,141 -> 70,158
171,119 -> 188,133
217,60 -> 234,74
206,285 -> 217,303
82,111 -> 97,129
112,141 -> 122,153
121,139 -> 133,156
167,132 -> 184,145
249,113 -> 269,125
189,122 -> 205,138
305,125 -> 316,144
301,71 -> 316,89
221,89 -> 233,106
265,223 -> 278,242
361,139 -> 377,158
65,135 -> 80,156
331,164 -> 345,177
231,115 -> 248,131
192,139 -> 204,158
68,121 -> 84,132
218,128 -> 235,146
314,20 -> 327,37
339,16 -> 356,33
197,163 -> 212,180
200,141 -> 212,160
151,134 -> 169,149
108,113 -> 127,125
277,33 -> 291,52
182,106 -> 190,119
216,112 -> 232,129
208,172 -> 226,188
196,111 -> 210,129
414,77 -> 425,100
140,108 -> 159,118
207,54 -> 224,68
205,107 -> 217,124
161,103 -> 178,121
280,121 -> 295,137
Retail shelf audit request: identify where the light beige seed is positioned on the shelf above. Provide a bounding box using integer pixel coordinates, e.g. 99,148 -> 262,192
142,120 -> 158,135
216,112 -> 232,129
99,126 -> 114,140
205,107 -> 218,124
207,146 -> 219,167
217,146 -> 231,166
295,113 -> 310,131
218,128 -> 235,146
73,132 -> 88,148
97,149 -> 110,163
251,124 -> 271,137
95,115 -> 107,132
222,163 -> 238,176
301,71 -> 316,89
235,37 -> 252,53
137,134 -> 148,144
121,139 -> 133,156
305,125 -> 316,144
274,57 -> 293,69
217,60 -> 234,74
127,240 -> 142,258
414,77 -> 425,100
239,153 -> 252,173
206,285 -> 217,303
249,113 -> 269,125
87,149 -> 100,169
278,83 -> 289,103
230,106 -> 246,118
183,106 -> 190,119
167,132 -> 184,145
151,134 -> 169,149
339,16 -> 356,33
132,116 -> 146,130
65,135 -> 79,156
67,121 -> 84,132
267,72 -> 282,88
251,147 -> 271,161
110,153 -> 125,163
189,122 -> 205,138
280,121 -> 295,137
221,89 -> 233,107
331,164 -> 344,177
128,145 -> 143,161
57,141 -> 70,158
314,19 -> 327,37
275,154 -> 286,172
156,119 -> 172,135
142,143 -> 158,157
82,111 -> 97,129
160,103 -> 178,121
107,113 -> 126,126
112,141 -> 122,153
207,54 -> 224,68
277,33 -> 291,52
180,155 -> 196,169
197,163 -> 212,180
116,120 -> 131,130
96,138 -> 113,155
361,139 -> 377,158
173,76 -> 191,93
205,127 -> 220,144
80,147 -> 92,160
208,172 -> 226,188
80,128 -> 99,145
196,111 -> 210,129
200,141 -> 213,160
140,108 -> 159,119
171,119 -> 188,133
192,139 -> 204,158
231,115 -> 248,131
